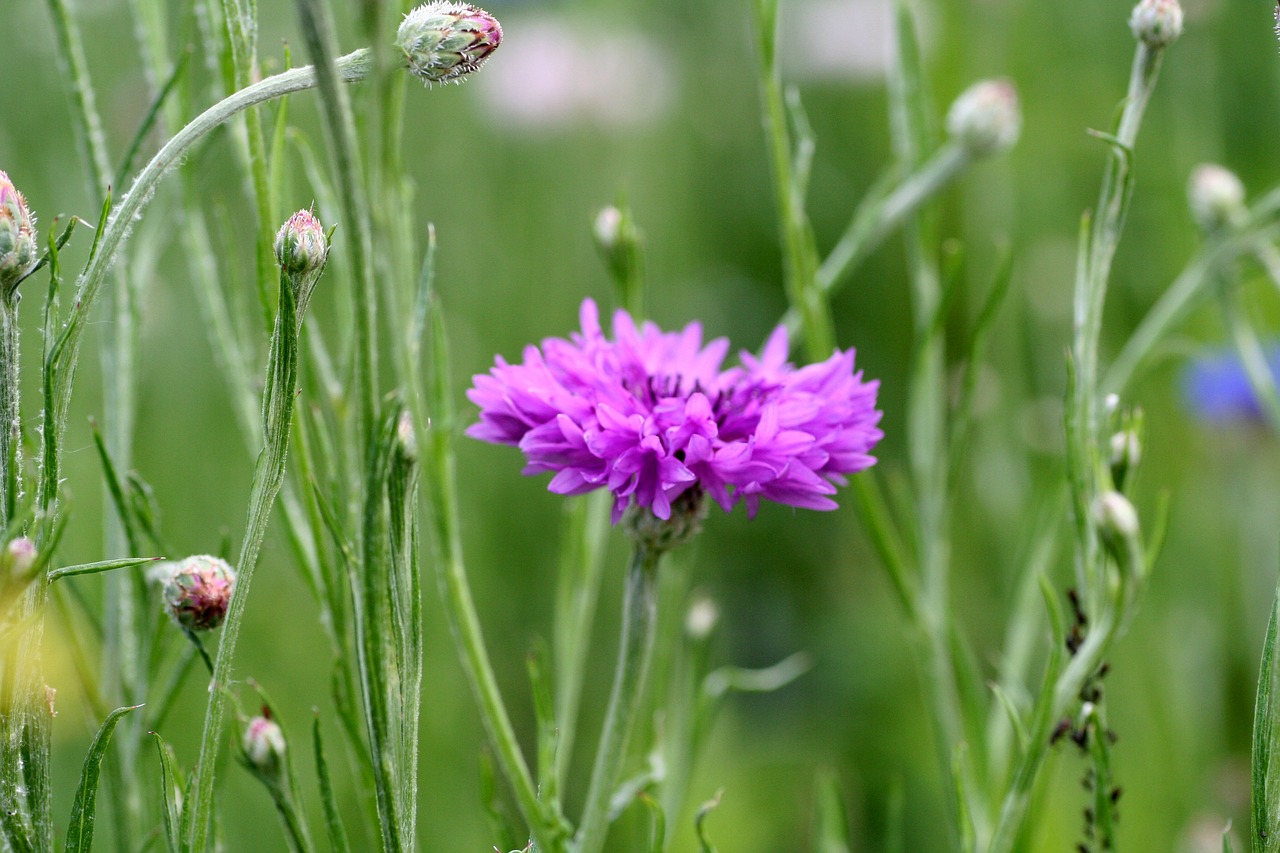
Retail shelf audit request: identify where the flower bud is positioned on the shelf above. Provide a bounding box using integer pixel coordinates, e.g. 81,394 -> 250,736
242,714 -> 287,773
274,209 -> 328,277
946,79 -> 1021,158
1108,429 -> 1141,490
1129,0 -> 1183,48
1188,164 -> 1245,233
592,204 -> 643,298
685,596 -> 720,641
1,536 -> 36,579
1093,491 -> 1139,543
396,411 -> 418,462
397,2 -> 502,85
0,171 -> 38,297
162,555 -> 236,631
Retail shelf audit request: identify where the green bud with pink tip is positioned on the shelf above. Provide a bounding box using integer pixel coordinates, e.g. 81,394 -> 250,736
396,2 -> 502,85
0,171 -> 37,298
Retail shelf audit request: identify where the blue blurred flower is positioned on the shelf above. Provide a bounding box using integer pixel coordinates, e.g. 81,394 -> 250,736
1182,346 -> 1280,423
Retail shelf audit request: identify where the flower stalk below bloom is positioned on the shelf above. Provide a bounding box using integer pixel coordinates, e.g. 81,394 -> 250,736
573,540 -> 663,853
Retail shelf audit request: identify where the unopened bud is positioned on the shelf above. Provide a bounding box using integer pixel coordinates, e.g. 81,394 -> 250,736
592,204 -> 643,295
397,2 -> 502,85
396,411 -> 417,461
1188,164 -> 1245,233
946,79 -> 1021,158
1108,430 -> 1141,489
0,171 -> 37,297
1093,491 -> 1139,543
685,596 -> 720,641
275,209 -> 328,277
243,714 -> 286,773
1129,0 -> 1183,48
1,537 -> 36,578
162,555 -> 236,631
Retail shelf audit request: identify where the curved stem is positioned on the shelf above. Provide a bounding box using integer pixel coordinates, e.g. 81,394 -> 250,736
40,48 -> 372,525
574,544 -> 662,853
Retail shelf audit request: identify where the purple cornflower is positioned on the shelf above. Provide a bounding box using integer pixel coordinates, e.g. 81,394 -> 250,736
1182,345 -> 1280,424
467,299 -> 883,522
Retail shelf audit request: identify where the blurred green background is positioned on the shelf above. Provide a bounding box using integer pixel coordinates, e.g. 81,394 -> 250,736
3,0 -> 1279,849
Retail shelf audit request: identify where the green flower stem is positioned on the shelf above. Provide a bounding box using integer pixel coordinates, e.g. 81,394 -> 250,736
42,48 -> 371,528
574,544 -> 662,853
1,298 -> 19,528
1101,213 -> 1280,398
184,275 -> 302,853
1067,37 -> 1163,611
812,144 -> 970,298
423,302 -> 560,852
755,0 -> 833,362
988,607 -> 1116,853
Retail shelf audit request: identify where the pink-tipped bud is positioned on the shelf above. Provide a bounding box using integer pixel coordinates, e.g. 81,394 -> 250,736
397,2 -> 502,85
162,555 -> 236,631
946,79 -> 1021,158
274,209 -> 328,277
1129,0 -> 1183,48
1,537 -> 36,578
243,714 -> 287,773
0,171 -> 37,296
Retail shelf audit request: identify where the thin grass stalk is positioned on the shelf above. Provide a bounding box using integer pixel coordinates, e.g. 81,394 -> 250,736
39,48 -> 373,544
1068,38 -> 1164,610
573,544 -> 662,853
420,298 -> 560,851
295,0 -> 379,454
0,299 -> 18,529
754,0 -> 832,362
886,1 -> 983,841
184,270 -> 302,853
43,0 -> 152,843
220,0 -> 280,334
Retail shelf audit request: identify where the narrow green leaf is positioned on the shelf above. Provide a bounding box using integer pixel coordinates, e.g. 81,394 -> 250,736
478,750 -> 525,853
813,769 -> 851,853
989,685 -> 1030,758
312,716 -> 351,853
88,418 -> 141,553
150,732 -> 181,853
694,790 -> 722,853
526,640 -> 561,810
48,556 -> 161,584
635,792 -> 665,853
1252,576 -> 1280,850
64,705 -> 142,853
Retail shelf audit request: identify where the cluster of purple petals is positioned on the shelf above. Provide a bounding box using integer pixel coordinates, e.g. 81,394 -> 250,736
466,299 -> 883,522
1182,344 -> 1280,424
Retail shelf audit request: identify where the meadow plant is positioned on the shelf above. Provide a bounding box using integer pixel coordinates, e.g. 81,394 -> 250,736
4,0 -> 1280,850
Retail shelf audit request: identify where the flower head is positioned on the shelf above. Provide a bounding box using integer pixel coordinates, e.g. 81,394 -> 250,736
0,171 -> 37,297
161,555 -> 237,631
242,713 -> 287,773
946,79 -> 1021,158
1129,0 -> 1183,48
1188,164 -> 1245,233
1181,345 -> 1280,425
467,299 -> 882,522
397,2 -> 502,85
274,208 -> 328,277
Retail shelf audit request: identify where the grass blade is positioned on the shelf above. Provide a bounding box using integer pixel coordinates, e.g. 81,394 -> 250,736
1252,574 -> 1280,851
63,705 -> 143,853
48,556 -> 162,583
312,716 -> 351,853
